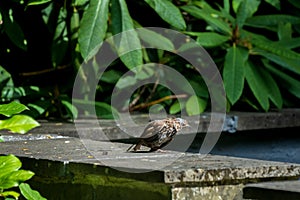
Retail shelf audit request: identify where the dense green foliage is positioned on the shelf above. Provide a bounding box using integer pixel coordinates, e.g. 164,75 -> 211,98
0,155 -> 46,200
1,0 -> 300,119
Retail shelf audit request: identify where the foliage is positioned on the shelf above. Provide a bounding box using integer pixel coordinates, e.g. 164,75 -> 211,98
0,101 -> 40,134
0,155 -> 46,200
0,0 -> 300,118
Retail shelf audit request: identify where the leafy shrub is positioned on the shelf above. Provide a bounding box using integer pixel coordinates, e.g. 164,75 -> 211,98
0,155 -> 46,200
0,0 -> 300,118
0,101 -> 40,141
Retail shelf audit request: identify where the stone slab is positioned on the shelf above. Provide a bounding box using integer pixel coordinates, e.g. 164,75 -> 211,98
1,137 -> 300,185
243,180 -> 300,199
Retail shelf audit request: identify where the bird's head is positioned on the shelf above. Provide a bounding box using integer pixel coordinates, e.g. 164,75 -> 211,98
175,118 -> 189,128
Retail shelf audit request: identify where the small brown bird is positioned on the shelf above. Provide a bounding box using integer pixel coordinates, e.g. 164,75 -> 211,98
127,117 -> 189,152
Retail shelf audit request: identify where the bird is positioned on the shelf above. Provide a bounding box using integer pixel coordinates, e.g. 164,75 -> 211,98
127,117 -> 189,152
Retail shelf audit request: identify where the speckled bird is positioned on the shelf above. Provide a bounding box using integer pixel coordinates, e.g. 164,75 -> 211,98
127,117 -> 189,152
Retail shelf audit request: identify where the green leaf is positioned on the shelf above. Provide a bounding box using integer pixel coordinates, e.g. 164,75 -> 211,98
0,155 -> 34,190
253,48 -> 300,74
2,10 -> 27,51
169,101 -> 183,115
144,0 -> 186,30
51,7 -> 68,67
20,183 -> 47,200
191,32 -> 229,47
27,0 -> 52,6
274,37 -> 300,49
186,95 -> 207,116
136,28 -> 175,51
111,0 -> 143,70
288,0 -> 300,9
245,62 -> 282,111
72,99 -> 118,119
263,60 -> 300,99
246,15 -> 300,29
278,23 -> 292,40
0,102 -> 28,117
0,115 -> 40,134
101,70 -> 122,84
181,6 -> 231,35
0,190 -> 20,199
61,100 -> 78,119
181,5 -> 232,35
78,0 -> 110,60
236,0 -> 260,28
0,66 -> 14,90
223,45 -> 248,104
0,155 -> 22,178
265,0 -> 280,10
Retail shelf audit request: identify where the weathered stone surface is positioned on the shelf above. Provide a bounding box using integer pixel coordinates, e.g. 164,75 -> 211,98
172,184 -> 244,200
243,180 -> 300,199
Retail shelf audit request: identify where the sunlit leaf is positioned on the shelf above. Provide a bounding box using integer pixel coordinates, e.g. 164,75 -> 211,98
20,183 -> 47,200
223,45 -> 248,104
78,0 -> 110,60
169,101 -> 183,115
0,115 -> 40,134
0,101 -> 28,117
0,155 -> 34,190
27,0 -> 52,6
0,190 -> 20,199
144,0 -> 186,30
186,95 -> 207,116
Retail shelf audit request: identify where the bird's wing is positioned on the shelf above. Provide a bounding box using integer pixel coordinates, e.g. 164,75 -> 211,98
140,120 -> 166,138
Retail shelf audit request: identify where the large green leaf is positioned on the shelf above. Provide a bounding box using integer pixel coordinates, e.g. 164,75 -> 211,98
253,48 -> 300,74
0,155 -> 34,190
181,5 -> 232,35
78,0 -> 110,60
223,45 -> 248,104
245,62 -> 282,111
246,15 -> 300,29
111,0 -> 143,70
20,183 -> 47,200
136,28 -> 175,51
186,95 -> 207,116
2,10 -> 27,51
194,32 -> 229,47
144,0 -> 186,30
274,38 -> 300,49
236,0 -> 260,28
233,0 -> 260,16
0,102 -> 28,117
51,7 -> 69,67
264,61 -> 300,99
0,115 -> 40,134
